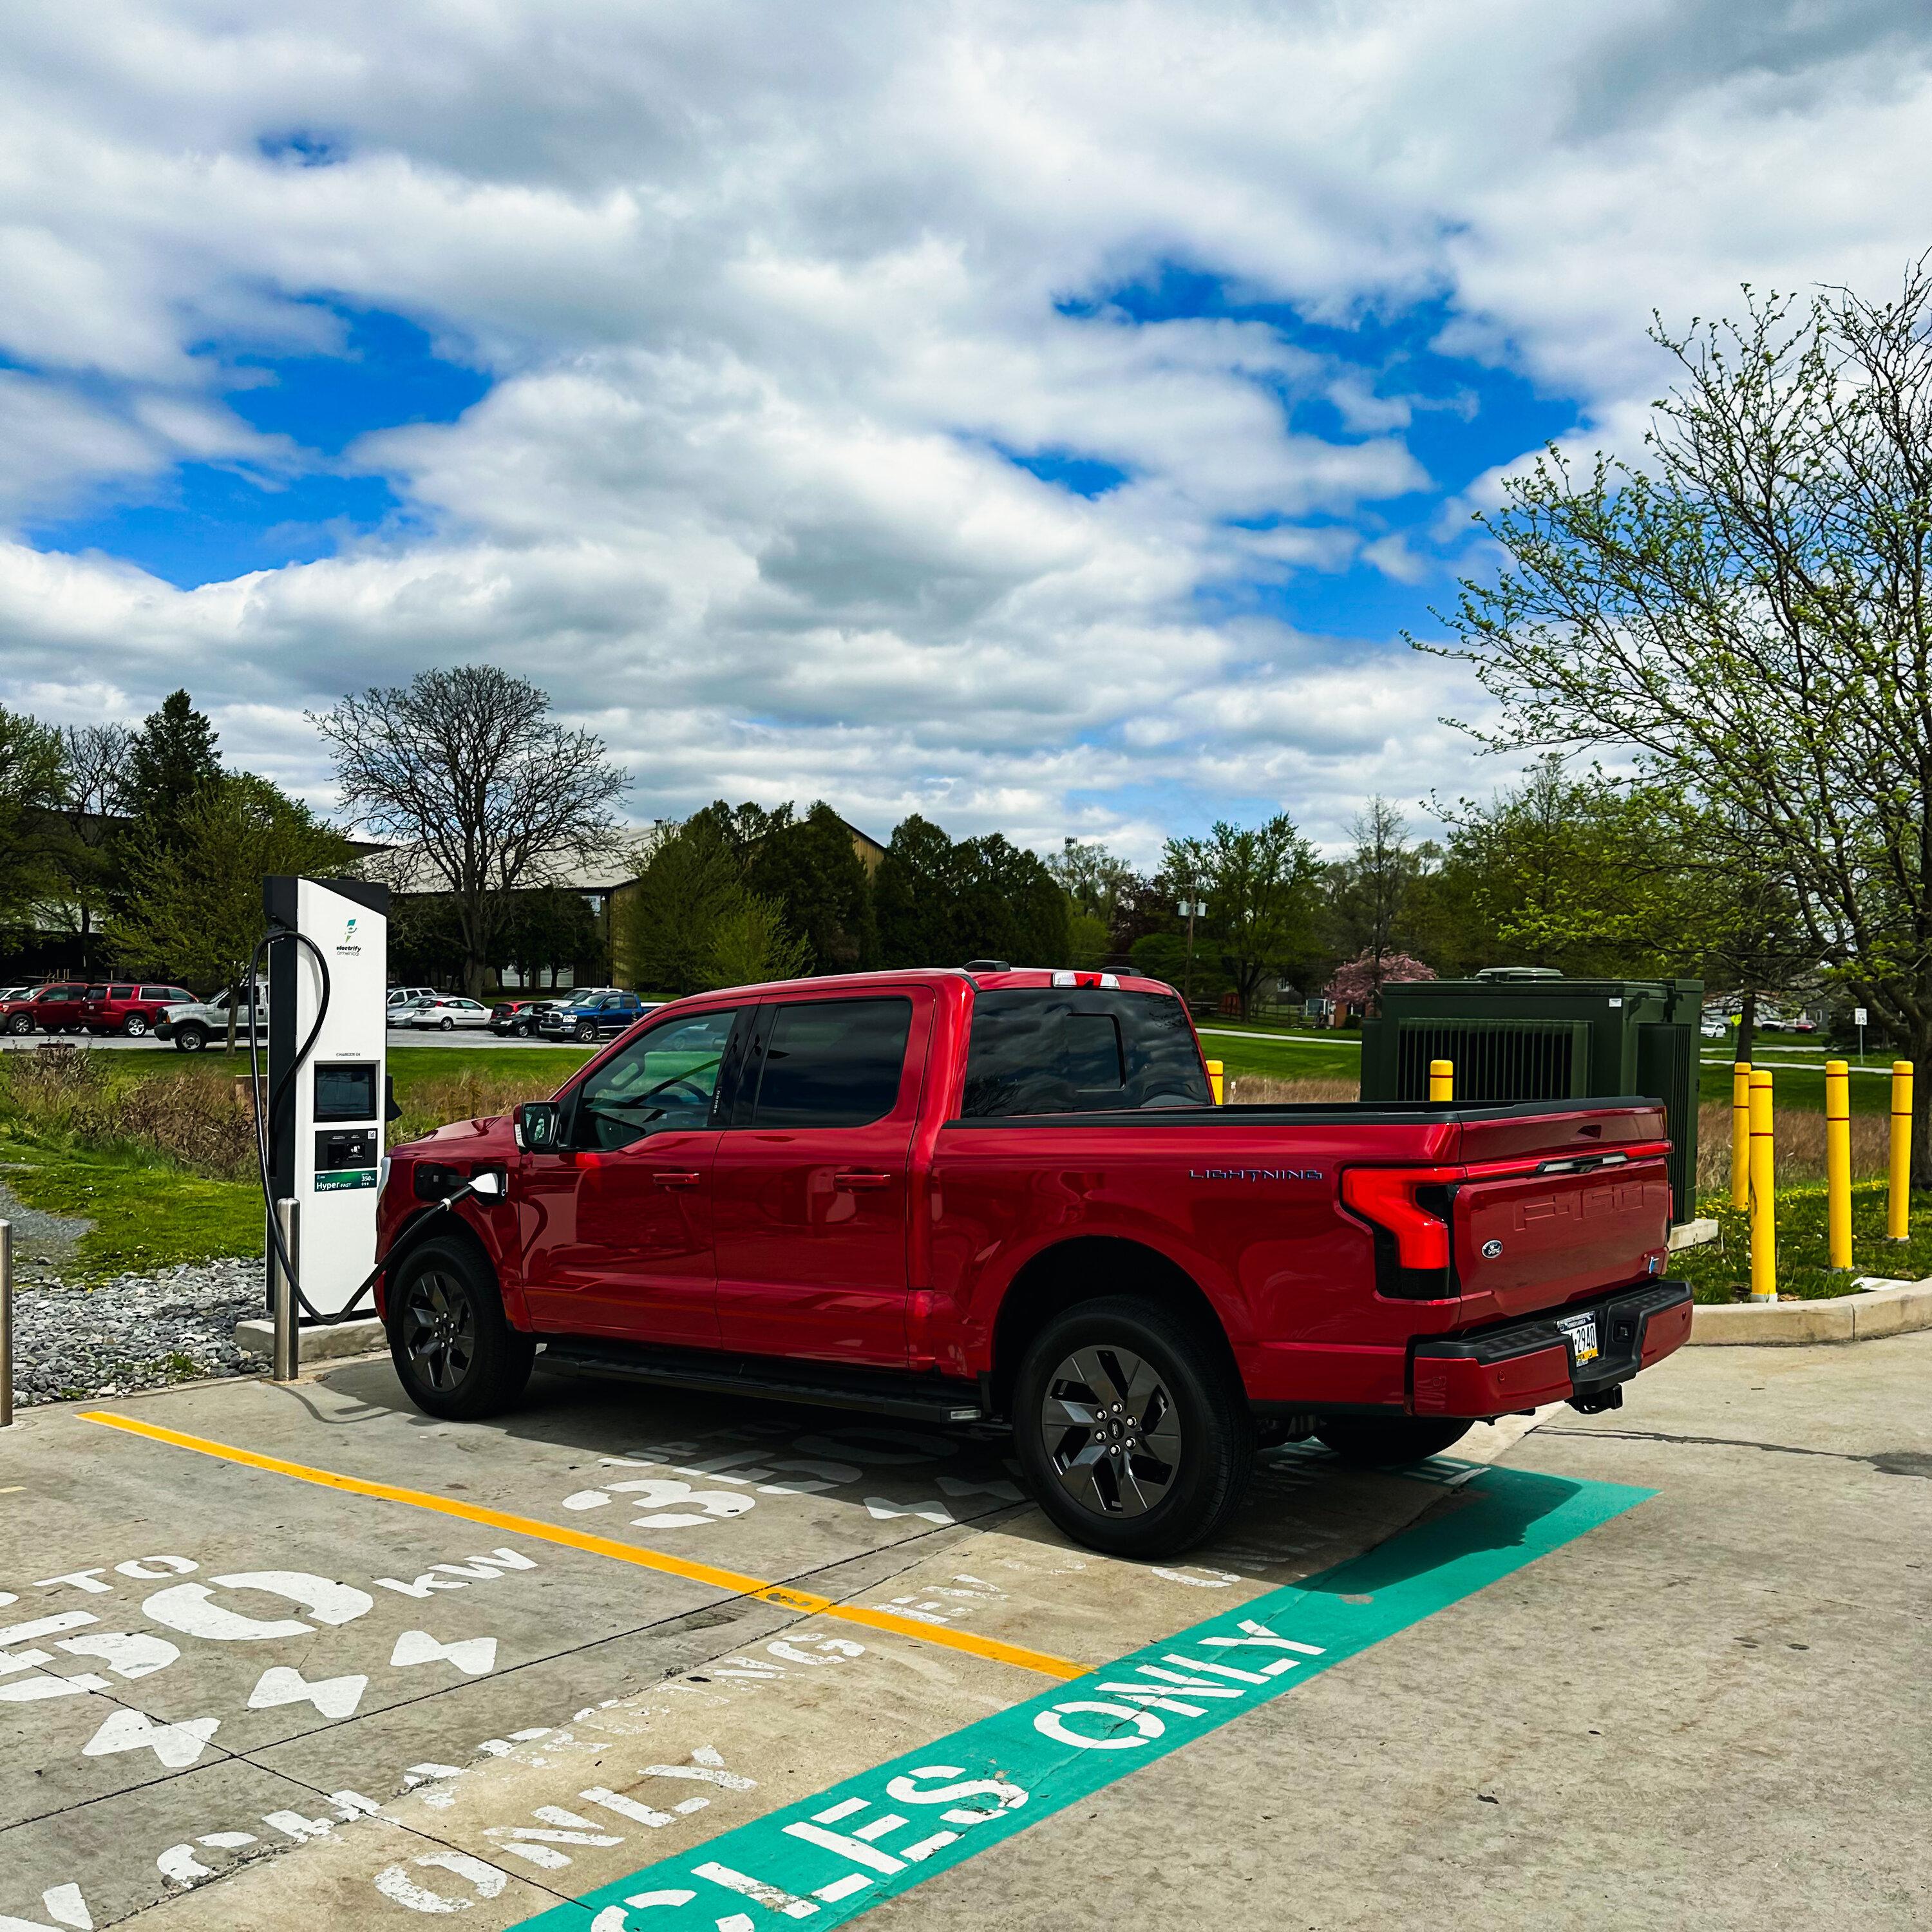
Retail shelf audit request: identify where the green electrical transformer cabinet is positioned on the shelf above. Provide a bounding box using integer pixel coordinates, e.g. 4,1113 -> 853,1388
1359,970 -> 1702,1223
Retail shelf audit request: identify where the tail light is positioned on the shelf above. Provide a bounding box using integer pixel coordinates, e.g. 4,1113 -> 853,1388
1341,1165 -> 1463,1299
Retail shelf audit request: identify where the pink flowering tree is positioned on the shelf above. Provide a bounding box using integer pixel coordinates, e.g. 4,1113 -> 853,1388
1327,949 -> 1436,1014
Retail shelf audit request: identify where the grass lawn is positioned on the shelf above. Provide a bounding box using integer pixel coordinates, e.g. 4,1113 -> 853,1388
1,1144 -> 265,1276
1198,1028 -> 1361,1086
1680,1179 -> 1932,1302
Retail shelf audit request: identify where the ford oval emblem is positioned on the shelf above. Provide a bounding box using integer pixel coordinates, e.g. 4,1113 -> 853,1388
1481,1239 -> 1504,1260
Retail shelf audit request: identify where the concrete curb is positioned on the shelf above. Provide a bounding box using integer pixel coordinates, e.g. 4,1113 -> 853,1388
234,1314 -> 387,1365
1687,1277 -> 1932,1346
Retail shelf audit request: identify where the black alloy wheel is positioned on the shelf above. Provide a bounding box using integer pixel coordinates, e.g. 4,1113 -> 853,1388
388,1236 -> 534,1421
1014,1294 -> 1254,1558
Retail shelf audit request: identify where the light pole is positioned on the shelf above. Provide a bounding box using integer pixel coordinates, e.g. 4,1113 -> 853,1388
1178,895 -> 1206,1005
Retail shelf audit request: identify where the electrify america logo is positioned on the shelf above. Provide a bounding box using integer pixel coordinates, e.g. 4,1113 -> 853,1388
337,915 -> 363,958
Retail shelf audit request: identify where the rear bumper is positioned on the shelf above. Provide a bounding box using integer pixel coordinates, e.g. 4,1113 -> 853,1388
1410,1278 -> 1692,1418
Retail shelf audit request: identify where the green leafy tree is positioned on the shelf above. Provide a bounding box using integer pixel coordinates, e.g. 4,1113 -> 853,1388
875,815 -> 960,966
500,886 -> 603,989
616,816 -> 749,995
1323,797 -> 1434,1009
706,893 -> 811,988
0,706 -> 68,940
743,801 -> 875,972
110,774 -> 354,1048
1165,815 -> 1320,1018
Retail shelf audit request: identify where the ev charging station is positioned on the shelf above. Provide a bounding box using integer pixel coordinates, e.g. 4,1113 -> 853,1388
262,875 -> 391,1329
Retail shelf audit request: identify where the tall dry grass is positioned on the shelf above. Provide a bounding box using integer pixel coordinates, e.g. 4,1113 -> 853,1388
1694,1099 -> 1887,1192
389,1065 -> 565,1146
1224,1074 -> 1359,1105
0,1044 -> 258,1179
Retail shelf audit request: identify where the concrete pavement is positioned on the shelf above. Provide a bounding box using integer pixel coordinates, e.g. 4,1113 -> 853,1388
1,1334 -> 1924,1929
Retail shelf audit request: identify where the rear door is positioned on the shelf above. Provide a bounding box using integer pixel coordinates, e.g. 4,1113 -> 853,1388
712,990 -> 929,1366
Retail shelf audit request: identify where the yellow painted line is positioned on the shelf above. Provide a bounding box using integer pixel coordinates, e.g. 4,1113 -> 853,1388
78,1409 -> 1084,1681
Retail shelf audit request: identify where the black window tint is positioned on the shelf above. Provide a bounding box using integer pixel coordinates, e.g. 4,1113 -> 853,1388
574,1008 -> 741,1150
1062,1012 -> 1124,1090
750,998 -> 912,1128
961,990 -> 1211,1117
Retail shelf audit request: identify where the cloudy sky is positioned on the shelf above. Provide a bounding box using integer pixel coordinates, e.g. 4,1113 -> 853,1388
3,1 -> 1928,860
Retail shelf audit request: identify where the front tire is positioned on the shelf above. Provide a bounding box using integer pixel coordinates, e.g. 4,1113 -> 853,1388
1014,1295 -> 1254,1558
1314,1416 -> 1472,1466
574,1021 -> 595,1043
388,1235 -> 534,1421
173,1024 -> 207,1053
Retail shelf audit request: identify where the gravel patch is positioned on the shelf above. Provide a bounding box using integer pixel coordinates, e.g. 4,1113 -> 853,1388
7,1255 -> 266,1407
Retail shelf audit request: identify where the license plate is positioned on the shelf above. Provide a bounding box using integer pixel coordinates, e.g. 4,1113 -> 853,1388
1557,1312 -> 1600,1366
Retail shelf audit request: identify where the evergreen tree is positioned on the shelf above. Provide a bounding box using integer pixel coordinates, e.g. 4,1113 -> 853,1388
122,690 -> 222,851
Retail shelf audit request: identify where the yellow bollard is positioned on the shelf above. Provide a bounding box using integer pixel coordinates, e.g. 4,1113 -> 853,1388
1428,1057 -> 1454,1103
1748,1067 -> 1776,1302
1888,1060 -> 1913,1242
1206,1058 -> 1224,1105
1730,1061 -> 1751,1212
1824,1059 -> 1852,1271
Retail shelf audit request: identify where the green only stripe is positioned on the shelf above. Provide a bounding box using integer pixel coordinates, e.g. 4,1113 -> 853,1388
518,1464 -> 1648,1931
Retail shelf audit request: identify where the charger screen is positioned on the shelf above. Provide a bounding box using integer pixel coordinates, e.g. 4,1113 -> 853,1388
315,1061 -> 379,1122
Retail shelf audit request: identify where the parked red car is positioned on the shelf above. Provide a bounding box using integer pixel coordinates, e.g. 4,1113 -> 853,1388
0,981 -> 91,1034
375,967 -> 1690,1556
81,981 -> 195,1038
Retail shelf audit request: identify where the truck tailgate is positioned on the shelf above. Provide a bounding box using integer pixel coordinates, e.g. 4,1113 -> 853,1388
1452,1154 -> 1671,1318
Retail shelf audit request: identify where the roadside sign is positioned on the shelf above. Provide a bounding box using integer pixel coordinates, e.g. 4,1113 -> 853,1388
1855,1007 -> 1868,1028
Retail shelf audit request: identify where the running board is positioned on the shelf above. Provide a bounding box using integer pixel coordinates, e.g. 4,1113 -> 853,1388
537,1338 -> 987,1424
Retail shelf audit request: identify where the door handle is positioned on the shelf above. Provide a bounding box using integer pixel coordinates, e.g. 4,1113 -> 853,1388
653,1171 -> 703,1189
833,1171 -> 894,1191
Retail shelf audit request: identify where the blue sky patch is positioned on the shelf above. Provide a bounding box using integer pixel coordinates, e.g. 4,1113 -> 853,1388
24,303 -> 489,589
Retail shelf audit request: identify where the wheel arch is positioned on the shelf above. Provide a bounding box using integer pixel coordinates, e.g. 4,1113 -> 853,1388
989,1235 -> 1235,1417
379,1208 -> 526,1329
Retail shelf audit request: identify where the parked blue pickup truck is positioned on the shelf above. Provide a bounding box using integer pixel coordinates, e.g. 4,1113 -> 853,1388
536,989 -> 659,1043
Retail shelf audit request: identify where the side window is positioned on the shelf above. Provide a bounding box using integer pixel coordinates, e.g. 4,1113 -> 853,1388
748,998 -> 913,1130
140,986 -> 171,1001
573,1009 -> 741,1150
109,985 -> 135,999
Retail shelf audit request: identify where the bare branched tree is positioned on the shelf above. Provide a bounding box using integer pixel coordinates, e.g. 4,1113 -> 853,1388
314,668 -> 627,994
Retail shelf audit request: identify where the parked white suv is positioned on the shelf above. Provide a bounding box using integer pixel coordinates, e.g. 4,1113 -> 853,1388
158,989 -> 267,1053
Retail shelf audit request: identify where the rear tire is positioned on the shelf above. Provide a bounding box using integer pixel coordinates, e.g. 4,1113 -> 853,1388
124,1014 -> 148,1037
1013,1294 -> 1253,1558
388,1235 -> 535,1421
440,1016 -> 455,1030
1314,1416 -> 1472,1466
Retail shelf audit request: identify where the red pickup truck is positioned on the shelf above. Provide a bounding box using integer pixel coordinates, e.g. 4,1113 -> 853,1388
376,968 -> 1690,1556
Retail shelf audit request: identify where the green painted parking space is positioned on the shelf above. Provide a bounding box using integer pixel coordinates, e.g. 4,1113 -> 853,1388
515,1463 -> 1647,1930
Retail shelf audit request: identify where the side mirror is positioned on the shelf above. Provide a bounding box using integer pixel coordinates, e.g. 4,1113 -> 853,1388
515,1101 -> 563,1152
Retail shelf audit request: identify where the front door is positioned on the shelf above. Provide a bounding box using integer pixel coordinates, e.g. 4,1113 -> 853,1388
713,991 -> 927,1367
517,1005 -> 745,1344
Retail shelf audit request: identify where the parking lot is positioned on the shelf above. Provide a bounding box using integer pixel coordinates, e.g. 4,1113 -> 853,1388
3,1331 -> 1926,1931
